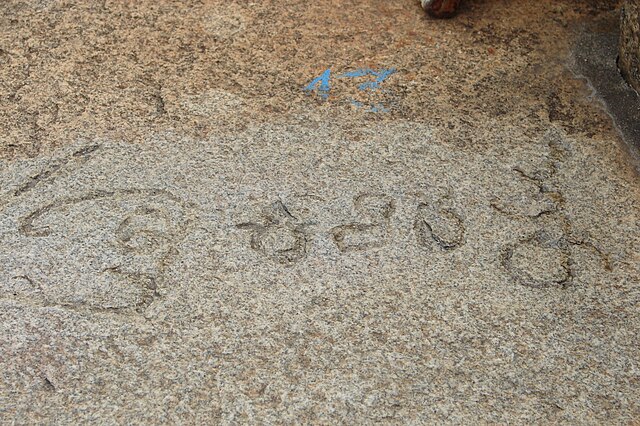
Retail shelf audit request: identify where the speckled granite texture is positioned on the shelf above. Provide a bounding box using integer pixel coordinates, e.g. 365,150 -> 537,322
1,1 -> 639,424
620,0 -> 640,91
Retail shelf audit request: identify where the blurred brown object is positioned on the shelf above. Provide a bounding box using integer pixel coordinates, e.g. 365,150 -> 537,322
619,0 -> 640,92
421,0 -> 462,19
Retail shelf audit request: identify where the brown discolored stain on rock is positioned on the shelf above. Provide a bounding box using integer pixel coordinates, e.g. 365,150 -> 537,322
0,0 -> 629,160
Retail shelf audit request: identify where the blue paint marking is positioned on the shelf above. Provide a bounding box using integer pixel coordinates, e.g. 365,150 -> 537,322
367,103 -> 389,113
305,67 -> 397,112
338,68 -> 397,91
304,68 -> 332,100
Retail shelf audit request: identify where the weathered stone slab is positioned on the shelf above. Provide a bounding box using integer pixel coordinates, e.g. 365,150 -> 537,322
620,0 -> 640,92
1,122 -> 639,423
1,0 -> 639,423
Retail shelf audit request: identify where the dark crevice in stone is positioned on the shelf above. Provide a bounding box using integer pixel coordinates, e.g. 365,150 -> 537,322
571,14 -> 640,172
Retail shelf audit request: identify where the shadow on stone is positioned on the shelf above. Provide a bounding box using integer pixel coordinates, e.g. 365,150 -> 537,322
571,14 -> 640,170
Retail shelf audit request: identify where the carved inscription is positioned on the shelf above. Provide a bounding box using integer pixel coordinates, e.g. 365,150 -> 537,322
0,126 -> 617,325
491,129 -> 569,219
13,144 -> 100,198
414,204 -> 465,251
236,200 -> 311,265
331,194 -> 395,252
496,129 -> 610,288
501,230 -> 572,288
10,188 -> 192,314
237,192 -> 466,264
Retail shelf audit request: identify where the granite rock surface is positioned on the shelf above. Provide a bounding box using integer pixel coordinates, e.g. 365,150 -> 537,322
620,0 -> 640,92
1,0 -> 639,423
